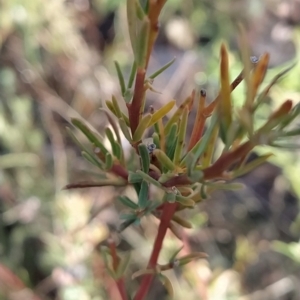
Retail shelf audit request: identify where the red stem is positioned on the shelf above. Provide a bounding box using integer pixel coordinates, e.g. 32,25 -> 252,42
134,202 -> 178,300
109,239 -> 128,300
127,68 -> 146,135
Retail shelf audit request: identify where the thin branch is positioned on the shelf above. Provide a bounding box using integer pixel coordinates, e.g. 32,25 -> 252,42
134,202 -> 178,300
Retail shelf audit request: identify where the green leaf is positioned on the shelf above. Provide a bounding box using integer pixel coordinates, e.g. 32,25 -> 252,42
81,151 -> 103,168
112,95 -> 123,118
232,153 -> 273,178
101,247 -> 116,278
206,182 -> 245,191
114,61 -> 126,96
153,149 -> 176,172
149,57 -> 176,79
164,191 -> 176,203
119,118 -> 132,141
116,252 -> 131,279
175,194 -> 195,207
165,123 -> 178,160
71,118 -> 108,155
106,100 -> 117,116
105,152 -> 113,170
127,61 -> 137,89
136,170 -> 162,187
178,252 -> 208,266
152,132 -> 160,149
66,127 -> 93,155
280,128 -> 300,137
99,108 -> 121,144
128,171 -> 143,183
136,18 -> 150,68
118,196 -> 138,209
169,246 -> 184,262
173,107 -> 188,164
132,114 -> 152,142
138,143 -> 150,172
200,184 -> 208,199
118,218 -> 137,232
188,170 -> 204,182
127,0 -> 138,57
138,181 -> 149,209
104,127 -> 123,162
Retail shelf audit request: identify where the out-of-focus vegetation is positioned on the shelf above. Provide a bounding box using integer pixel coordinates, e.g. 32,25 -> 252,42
1,1 -> 300,300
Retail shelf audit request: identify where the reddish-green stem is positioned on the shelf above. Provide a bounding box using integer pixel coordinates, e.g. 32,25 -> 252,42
134,202 -> 178,300
127,68 -> 146,135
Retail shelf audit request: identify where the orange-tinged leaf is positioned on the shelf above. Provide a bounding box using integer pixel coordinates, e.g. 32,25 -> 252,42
251,53 -> 270,99
258,100 -> 293,133
219,43 -> 232,128
188,89 -> 207,151
202,140 -> 255,180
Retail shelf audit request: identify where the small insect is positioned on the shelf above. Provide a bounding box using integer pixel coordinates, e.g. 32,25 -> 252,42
142,137 -> 156,154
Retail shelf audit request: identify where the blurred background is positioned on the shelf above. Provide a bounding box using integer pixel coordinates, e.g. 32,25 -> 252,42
1,0 -> 300,299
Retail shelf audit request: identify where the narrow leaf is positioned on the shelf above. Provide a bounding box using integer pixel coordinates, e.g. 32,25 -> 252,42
71,118 -> 108,154
182,111 -> 219,166
81,151 -> 103,168
138,181 -> 149,209
106,100 -> 117,116
255,63 -> 296,110
172,215 -> 192,228
105,127 -> 121,160
118,196 -> 138,209
164,93 -> 193,134
219,43 -> 232,128
148,100 -> 175,127
149,57 -> 176,79
127,0 -> 137,57
116,252 -> 131,279
136,18 -> 150,68
64,179 -> 126,189
114,61 -> 126,95
128,171 -> 143,183
165,123 -> 178,160
232,153 -> 273,178
251,53 -> 270,99
119,118 -> 132,141
136,170 -> 162,187
153,149 -> 176,172
132,114 -> 152,142
138,143 -> 150,172
99,108 -> 121,144
112,95 -> 123,118
173,107 -> 188,165
105,152 -> 113,170
159,274 -> 174,298
175,194 -> 195,207
127,60 -> 137,89
188,89 -> 207,151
